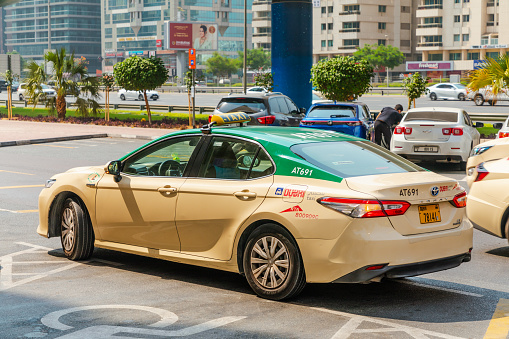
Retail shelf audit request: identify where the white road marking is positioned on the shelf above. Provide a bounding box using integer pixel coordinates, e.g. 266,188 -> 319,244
0,208 -> 38,213
396,279 -> 483,298
314,307 -> 467,339
0,255 -> 12,285
41,305 -> 179,331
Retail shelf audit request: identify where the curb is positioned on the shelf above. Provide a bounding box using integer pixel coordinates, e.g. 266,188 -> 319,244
0,133 -> 160,147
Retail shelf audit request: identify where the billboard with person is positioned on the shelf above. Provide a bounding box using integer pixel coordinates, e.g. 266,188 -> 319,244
165,22 -> 218,51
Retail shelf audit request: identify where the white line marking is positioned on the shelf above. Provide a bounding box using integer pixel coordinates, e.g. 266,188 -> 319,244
396,279 -> 483,298
42,305 -> 179,331
0,262 -> 80,291
0,255 -> 13,285
0,208 -> 38,214
313,307 -> 467,339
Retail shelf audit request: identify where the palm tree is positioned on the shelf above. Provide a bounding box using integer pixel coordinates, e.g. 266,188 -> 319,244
25,48 -> 101,119
468,54 -> 509,104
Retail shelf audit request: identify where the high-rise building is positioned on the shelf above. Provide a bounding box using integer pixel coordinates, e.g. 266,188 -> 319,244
414,0 -> 509,77
313,0 -> 419,64
102,0 -> 253,76
252,0 -> 270,51
3,0 -> 102,74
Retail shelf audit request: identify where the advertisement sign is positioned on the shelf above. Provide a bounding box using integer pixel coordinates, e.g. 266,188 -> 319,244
474,60 -> 487,70
156,39 -> 162,48
471,44 -> 508,49
406,61 -> 453,71
128,51 -> 144,56
167,22 -> 218,50
189,48 -> 196,69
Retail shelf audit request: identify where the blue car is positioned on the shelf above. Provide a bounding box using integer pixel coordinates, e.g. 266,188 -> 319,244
300,102 -> 374,139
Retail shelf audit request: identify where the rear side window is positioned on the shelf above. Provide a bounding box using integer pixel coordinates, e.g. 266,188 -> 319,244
307,106 -> 356,119
217,98 -> 266,114
276,97 -> 290,114
404,111 -> 459,123
291,141 -> 423,178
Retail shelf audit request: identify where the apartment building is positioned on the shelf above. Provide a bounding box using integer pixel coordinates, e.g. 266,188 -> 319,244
252,0 -> 270,51
413,0 -> 509,77
3,0 -> 102,74
102,0 -> 253,74
313,0 -> 419,64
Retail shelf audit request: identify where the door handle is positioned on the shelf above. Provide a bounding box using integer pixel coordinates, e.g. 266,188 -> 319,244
234,190 -> 257,199
158,186 -> 177,195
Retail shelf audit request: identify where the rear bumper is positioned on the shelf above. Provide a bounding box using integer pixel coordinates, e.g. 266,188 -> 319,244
392,139 -> 467,162
333,252 -> 471,283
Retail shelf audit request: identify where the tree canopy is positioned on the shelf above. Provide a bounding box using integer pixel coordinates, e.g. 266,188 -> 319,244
467,54 -> 509,102
353,44 -> 405,71
205,52 -> 239,79
403,72 -> 430,109
114,56 -> 169,124
310,56 -> 373,102
237,48 -> 271,70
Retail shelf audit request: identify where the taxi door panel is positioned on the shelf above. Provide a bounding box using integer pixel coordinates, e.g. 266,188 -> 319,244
175,176 -> 273,260
95,175 -> 184,251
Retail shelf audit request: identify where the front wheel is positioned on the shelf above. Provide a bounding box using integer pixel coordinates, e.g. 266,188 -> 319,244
474,95 -> 484,106
60,198 -> 94,260
19,94 -> 24,101
243,224 -> 306,300
120,94 -> 125,101
458,93 -> 465,101
138,94 -> 144,101
430,93 -> 437,101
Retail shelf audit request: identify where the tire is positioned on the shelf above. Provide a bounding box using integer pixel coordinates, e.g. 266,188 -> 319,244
138,94 -> 144,101
504,214 -> 509,240
430,93 -> 437,101
120,94 -> 125,101
60,198 -> 94,261
243,224 -> 306,300
19,94 -> 24,101
458,93 -> 465,101
474,95 -> 484,106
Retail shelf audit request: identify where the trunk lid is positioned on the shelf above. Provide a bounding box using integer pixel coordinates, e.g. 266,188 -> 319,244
401,122 -> 457,142
345,172 -> 465,235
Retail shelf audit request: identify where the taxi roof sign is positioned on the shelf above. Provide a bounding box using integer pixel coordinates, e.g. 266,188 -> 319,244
210,112 -> 251,126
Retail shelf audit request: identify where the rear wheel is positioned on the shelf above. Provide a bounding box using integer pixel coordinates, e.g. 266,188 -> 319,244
458,93 -> 465,101
19,94 -> 24,101
60,198 -> 94,260
243,224 -> 306,300
120,94 -> 125,101
138,94 -> 144,101
474,95 -> 484,106
430,93 -> 437,101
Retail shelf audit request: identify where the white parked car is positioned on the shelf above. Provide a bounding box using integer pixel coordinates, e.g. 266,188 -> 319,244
246,86 -> 268,94
495,116 -> 509,139
118,89 -> 159,101
466,134 -> 509,187
391,107 -> 483,170
427,83 -> 467,101
17,83 -> 56,101
467,86 -> 509,106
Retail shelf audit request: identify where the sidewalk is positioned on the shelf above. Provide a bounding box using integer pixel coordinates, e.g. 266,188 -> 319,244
0,119 -> 177,147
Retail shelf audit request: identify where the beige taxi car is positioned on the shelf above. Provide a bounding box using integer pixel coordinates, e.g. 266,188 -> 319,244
466,137 -> 509,187
466,157 -> 509,239
38,113 -> 473,300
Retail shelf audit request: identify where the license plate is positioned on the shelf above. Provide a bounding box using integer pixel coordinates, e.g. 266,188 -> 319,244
419,204 -> 441,224
414,146 -> 438,153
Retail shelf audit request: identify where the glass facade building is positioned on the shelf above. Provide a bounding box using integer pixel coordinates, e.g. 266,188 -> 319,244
4,0 -> 102,74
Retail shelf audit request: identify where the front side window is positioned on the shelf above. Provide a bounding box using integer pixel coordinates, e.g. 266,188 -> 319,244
291,141 -> 423,178
123,136 -> 201,177
197,137 -> 274,179
276,97 -> 290,114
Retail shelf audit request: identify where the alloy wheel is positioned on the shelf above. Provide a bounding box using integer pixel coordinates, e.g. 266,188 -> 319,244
61,207 -> 75,251
250,236 -> 289,289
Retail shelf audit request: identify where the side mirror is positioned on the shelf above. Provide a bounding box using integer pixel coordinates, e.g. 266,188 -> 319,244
105,160 -> 122,182
474,122 -> 484,128
493,123 -> 503,129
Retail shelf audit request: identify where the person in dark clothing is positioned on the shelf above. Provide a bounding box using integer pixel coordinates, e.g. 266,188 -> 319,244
374,104 -> 403,149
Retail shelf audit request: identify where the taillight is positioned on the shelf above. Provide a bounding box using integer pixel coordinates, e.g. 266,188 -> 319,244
344,121 -> 363,126
394,127 -> 412,135
475,163 -> 489,182
443,128 -> 463,136
257,115 -> 276,125
317,197 -> 410,218
499,132 -> 509,138
451,191 -> 467,208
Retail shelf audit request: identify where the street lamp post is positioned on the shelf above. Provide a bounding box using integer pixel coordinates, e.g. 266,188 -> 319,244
385,35 -> 389,87
243,0 -> 247,94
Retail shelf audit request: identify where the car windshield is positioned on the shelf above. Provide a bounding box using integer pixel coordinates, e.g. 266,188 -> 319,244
404,111 -> 459,123
307,106 -> 356,119
217,98 -> 266,114
291,141 -> 423,178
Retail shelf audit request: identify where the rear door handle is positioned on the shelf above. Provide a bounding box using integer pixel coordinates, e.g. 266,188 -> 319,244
158,186 -> 177,195
234,190 -> 257,199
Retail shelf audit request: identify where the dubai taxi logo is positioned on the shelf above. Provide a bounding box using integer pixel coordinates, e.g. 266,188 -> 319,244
88,172 -> 100,183
283,188 -> 305,198
275,187 -> 284,195
280,205 -> 303,213
430,186 -> 439,196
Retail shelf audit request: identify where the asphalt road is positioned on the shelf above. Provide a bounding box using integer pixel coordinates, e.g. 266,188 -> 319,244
1,138 -> 509,338
2,91 -> 509,114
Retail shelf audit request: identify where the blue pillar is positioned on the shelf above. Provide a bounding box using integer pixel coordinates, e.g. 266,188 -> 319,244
271,0 -> 312,110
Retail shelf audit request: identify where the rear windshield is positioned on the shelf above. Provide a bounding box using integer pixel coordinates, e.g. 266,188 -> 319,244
404,111 -> 459,123
307,106 -> 356,119
291,141 -> 423,178
217,98 -> 266,114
